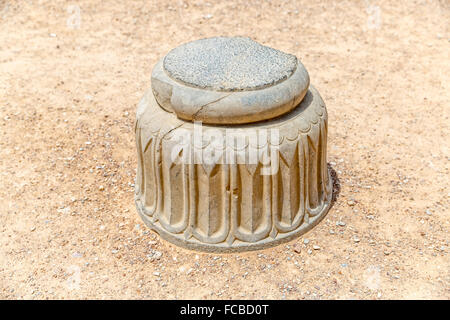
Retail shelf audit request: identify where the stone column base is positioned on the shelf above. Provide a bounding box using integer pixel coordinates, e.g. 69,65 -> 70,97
135,85 -> 332,253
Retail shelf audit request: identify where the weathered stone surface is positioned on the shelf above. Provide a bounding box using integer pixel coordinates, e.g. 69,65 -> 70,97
152,37 -> 310,124
163,37 -> 297,91
136,37 -> 331,252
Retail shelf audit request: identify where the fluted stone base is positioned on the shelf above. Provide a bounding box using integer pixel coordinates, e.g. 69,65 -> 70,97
135,86 -> 332,252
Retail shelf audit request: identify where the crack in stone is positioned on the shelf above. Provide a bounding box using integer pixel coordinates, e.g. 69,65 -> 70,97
161,122 -> 185,141
191,93 -> 233,120
153,122 -> 187,170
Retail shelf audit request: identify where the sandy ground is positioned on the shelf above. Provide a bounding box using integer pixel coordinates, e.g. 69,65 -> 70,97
0,0 -> 449,300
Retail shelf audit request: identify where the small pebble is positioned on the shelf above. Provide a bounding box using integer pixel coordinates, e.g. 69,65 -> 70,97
153,251 -> 162,260
293,243 -> 302,254
72,252 -> 83,258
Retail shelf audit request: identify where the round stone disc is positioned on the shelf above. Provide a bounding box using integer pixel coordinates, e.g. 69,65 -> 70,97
151,37 -> 310,124
163,37 -> 298,92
